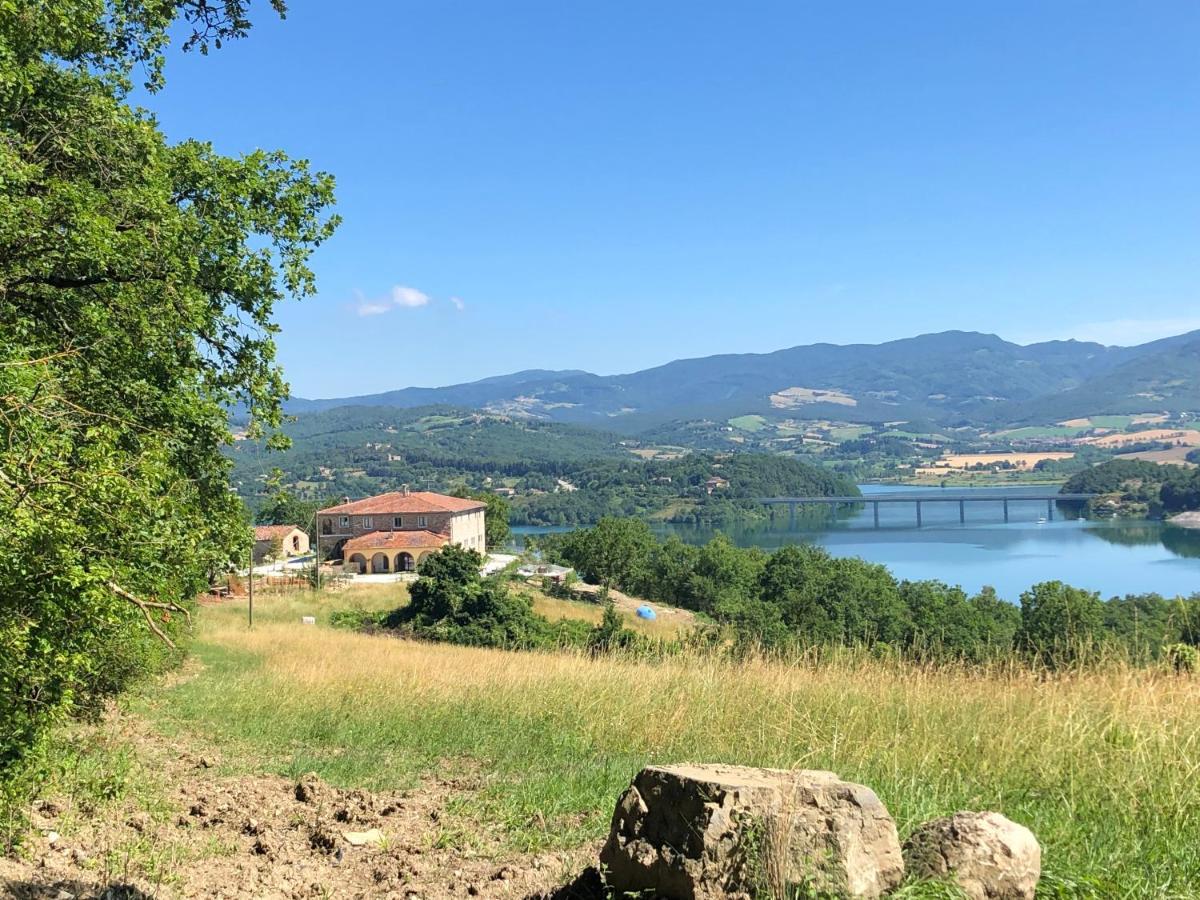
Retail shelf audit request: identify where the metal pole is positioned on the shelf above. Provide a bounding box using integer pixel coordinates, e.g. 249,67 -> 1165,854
312,511 -> 321,592
248,533 -> 254,628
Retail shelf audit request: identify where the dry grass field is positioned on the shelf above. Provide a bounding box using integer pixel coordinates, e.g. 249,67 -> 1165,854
14,590 -> 1200,896
106,591 -> 1200,896
1083,429 -> 1200,448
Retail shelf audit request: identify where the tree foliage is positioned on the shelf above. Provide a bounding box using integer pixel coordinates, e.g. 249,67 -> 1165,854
0,0 -> 337,786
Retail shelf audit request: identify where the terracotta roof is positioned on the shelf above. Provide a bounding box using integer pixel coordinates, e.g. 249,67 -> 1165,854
254,525 -> 302,541
319,491 -> 485,516
342,530 -> 450,553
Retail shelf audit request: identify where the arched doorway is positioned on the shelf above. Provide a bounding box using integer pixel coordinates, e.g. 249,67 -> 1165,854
370,552 -> 390,573
397,552 -> 415,572
348,553 -> 367,574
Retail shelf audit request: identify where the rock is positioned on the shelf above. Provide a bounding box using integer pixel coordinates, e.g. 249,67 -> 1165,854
600,764 -> 904,899
343,827 -> 386,847
903,811 -> 1040,900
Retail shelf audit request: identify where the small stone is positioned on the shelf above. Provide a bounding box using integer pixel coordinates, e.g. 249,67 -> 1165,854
903,811 -> 1040,900
126,811 -> 151,832
45,830 -> 60,845
343,828 -> 386,847
492,865 -> 517,881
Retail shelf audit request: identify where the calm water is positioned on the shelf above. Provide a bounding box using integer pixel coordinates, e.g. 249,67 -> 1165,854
513,485 -> 1200,601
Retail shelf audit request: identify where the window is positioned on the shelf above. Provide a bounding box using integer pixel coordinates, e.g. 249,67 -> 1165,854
393,516 -> 403,528
417,516 -> 427,528
362,516 -> 372,528
339,516 -> 349,528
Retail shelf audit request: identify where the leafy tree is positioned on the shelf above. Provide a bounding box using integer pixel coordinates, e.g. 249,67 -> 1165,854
553,517 -> 657,590
968,586 -> 1021,655
0,0 -> 337,789
899,580 -> 982,658
1017,581 -> 1105,666
256,487 -> 326,536
587,599 -> 640,653
390,545 -> 552,649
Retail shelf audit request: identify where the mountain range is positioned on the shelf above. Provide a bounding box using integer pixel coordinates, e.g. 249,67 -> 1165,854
286,330 -> 1200,430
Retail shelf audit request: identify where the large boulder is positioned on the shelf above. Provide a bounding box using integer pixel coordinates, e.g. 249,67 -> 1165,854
600,764 -> 904,899
903,811 -> 1040,900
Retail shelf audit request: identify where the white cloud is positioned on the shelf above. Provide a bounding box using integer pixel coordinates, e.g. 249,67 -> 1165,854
352,284 -> 433,316
449,295 -> 465,311
392,285 -> 431,308
1064,316 -> 1200,347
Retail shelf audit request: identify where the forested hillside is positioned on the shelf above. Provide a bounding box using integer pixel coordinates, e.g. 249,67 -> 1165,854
231,405 -> 856,526
1062,460 -> 1200,518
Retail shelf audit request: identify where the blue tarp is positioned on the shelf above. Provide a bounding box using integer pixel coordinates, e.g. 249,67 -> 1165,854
635,605 -> 657,620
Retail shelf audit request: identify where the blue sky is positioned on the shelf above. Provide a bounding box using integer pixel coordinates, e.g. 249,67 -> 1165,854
147,1 -> 1200,398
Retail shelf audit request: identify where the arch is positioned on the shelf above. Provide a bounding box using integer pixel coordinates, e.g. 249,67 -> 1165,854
396,552 -> 415,573
370,552 -> 390,574
416,550 -> 435,568
348,553 -> 367,575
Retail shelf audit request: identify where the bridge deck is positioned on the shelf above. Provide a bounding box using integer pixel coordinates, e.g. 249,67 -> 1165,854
760,494 -> 1097,503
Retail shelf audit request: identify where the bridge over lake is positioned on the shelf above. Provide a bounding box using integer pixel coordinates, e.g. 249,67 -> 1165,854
759,492 -> 1098,527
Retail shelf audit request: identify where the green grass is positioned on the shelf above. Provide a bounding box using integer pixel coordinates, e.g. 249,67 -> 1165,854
728,414 -> 768,432
996,425 -> 1090,439
827,424 -> 873,441
119,591 -> 1200,897
1088,416 -> 1135,430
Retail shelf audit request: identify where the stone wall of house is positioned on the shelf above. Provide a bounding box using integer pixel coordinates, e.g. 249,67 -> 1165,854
319,510 -> 455,540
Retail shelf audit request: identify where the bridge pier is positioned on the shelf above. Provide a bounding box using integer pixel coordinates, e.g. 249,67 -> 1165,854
916,500 -> 922,527
873,501 -> 880,528
1003,499 -> 1009,523
959,499 -> 965,523
1047,498 -> 1054,521
789,501 -> 797,530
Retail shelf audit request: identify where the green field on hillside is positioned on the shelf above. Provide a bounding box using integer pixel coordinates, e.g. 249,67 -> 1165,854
728,414 -> 768,432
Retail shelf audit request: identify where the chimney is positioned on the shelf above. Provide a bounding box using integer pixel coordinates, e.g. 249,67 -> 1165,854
341,496 -> 350,504
401,484 -> 410,497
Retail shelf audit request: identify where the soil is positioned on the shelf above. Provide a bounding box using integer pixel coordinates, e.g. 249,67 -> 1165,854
0,711 -> 603,900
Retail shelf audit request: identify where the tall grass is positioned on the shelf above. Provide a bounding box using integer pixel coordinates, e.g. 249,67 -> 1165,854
140,591 -> 1200,897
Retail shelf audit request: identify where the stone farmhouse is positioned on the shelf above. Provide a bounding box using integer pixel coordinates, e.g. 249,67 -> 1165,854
318,487 -> 486,574
252,525 -> 310,563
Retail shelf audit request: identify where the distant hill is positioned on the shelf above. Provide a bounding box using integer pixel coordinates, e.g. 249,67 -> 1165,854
285,330 -> 1200,430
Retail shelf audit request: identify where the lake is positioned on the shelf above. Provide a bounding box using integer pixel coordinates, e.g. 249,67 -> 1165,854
512,484 -> 1200,601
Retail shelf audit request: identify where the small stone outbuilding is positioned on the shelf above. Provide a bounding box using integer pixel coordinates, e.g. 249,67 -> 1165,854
253,525 -> 310,563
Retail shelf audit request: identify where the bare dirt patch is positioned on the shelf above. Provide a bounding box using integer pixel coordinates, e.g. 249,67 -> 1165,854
1,712 -> 598,900
769,387 -> 857,409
